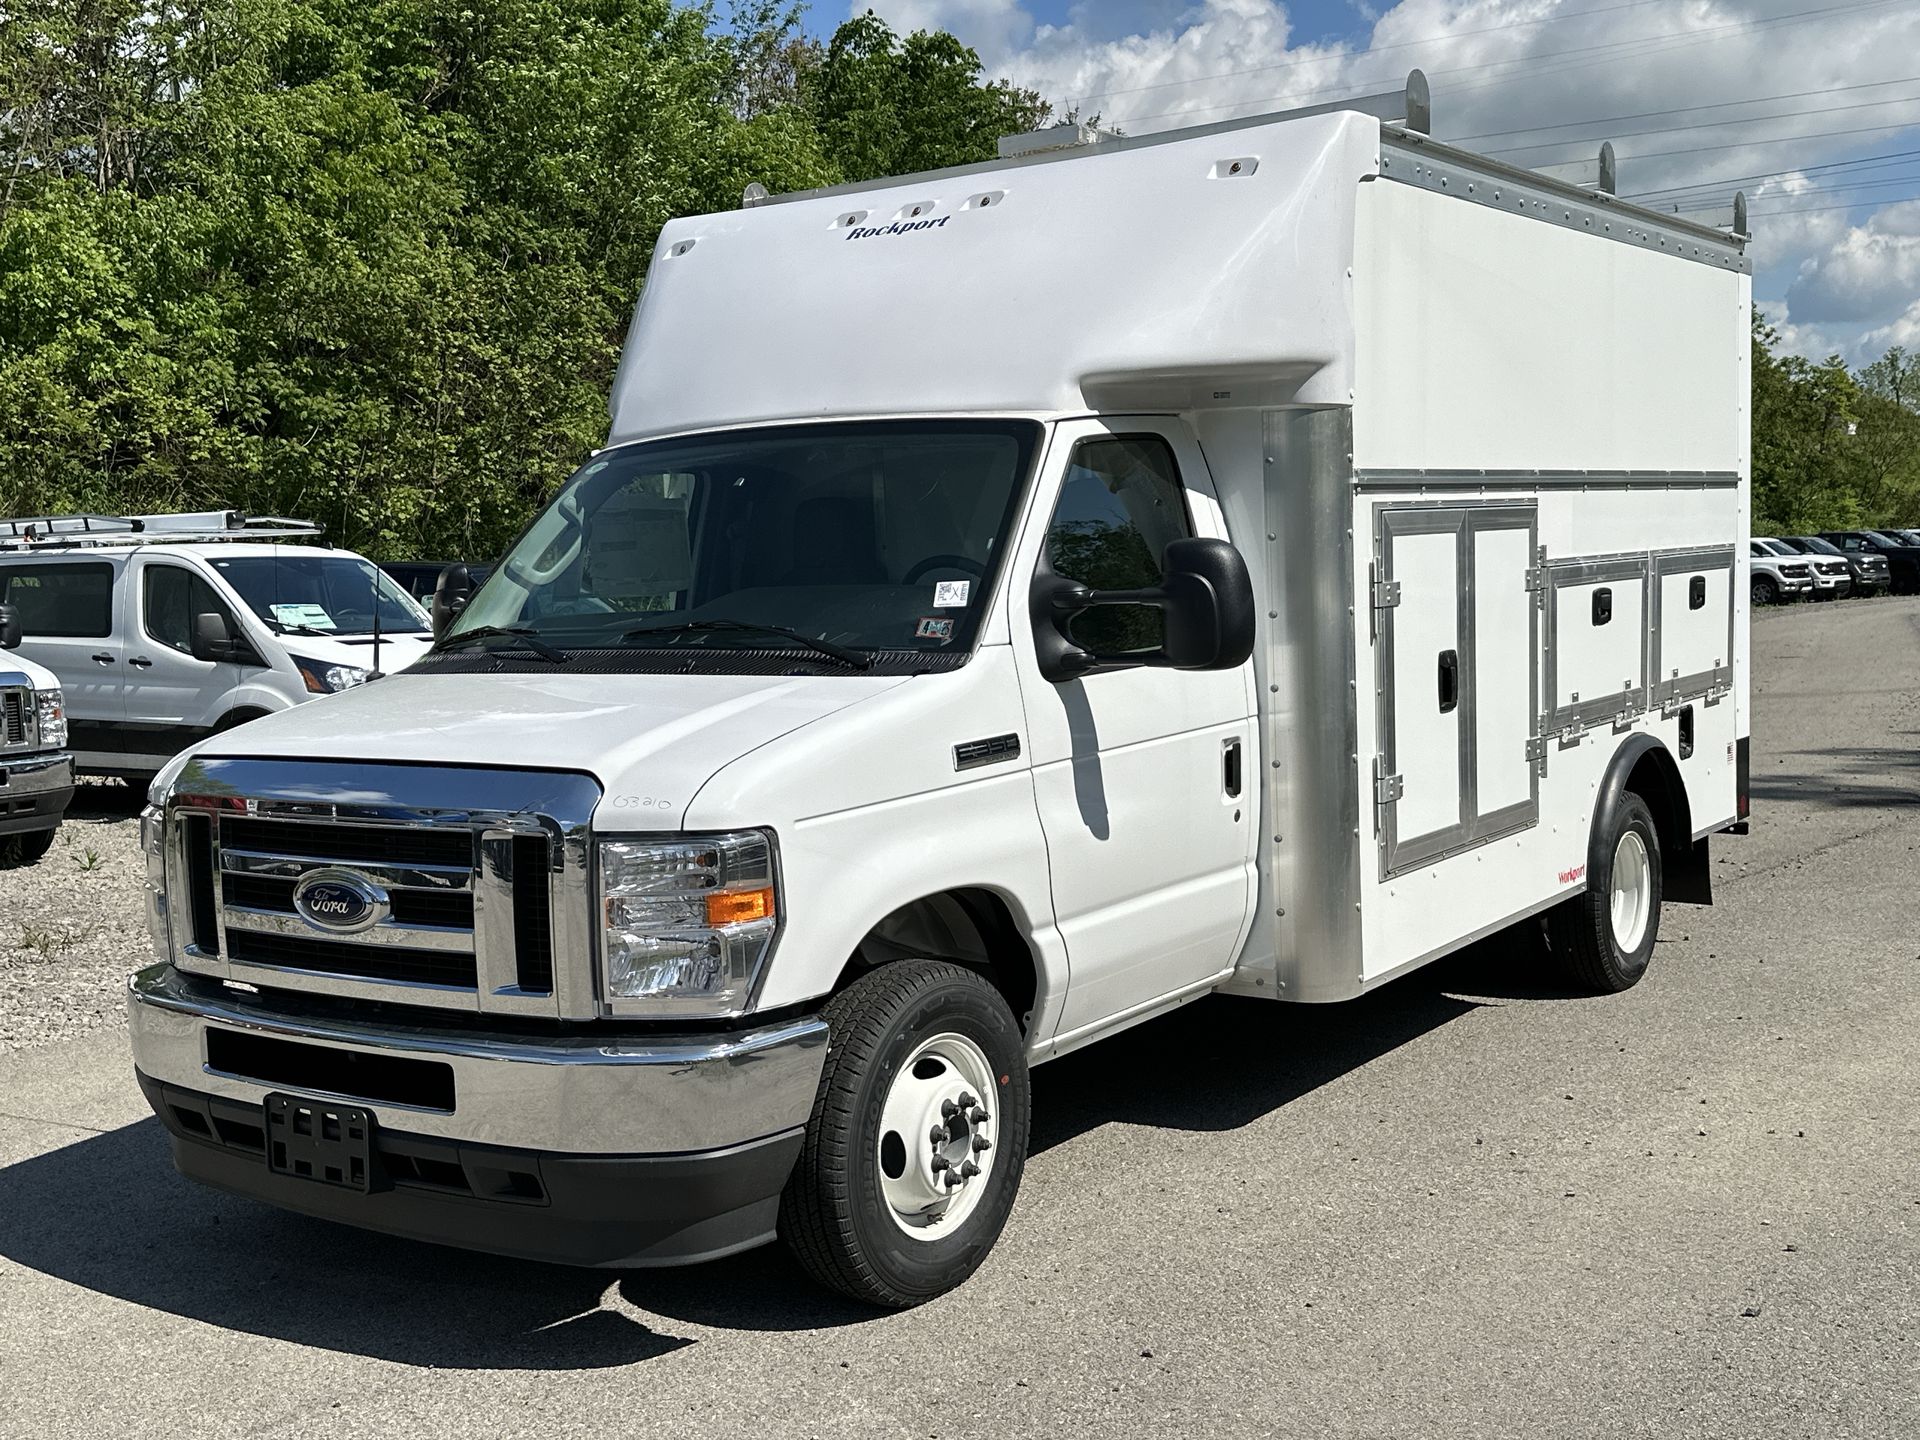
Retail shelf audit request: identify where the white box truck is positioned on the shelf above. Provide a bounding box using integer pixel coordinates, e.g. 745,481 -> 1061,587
129,75 -> 1751,1306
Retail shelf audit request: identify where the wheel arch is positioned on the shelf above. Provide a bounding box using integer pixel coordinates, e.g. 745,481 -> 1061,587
213,706 -> 273,733
831,887 -> 1042,1034
1592,734 -> 1711,907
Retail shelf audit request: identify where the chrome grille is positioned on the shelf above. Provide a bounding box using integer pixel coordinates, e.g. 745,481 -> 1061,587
164,759 -> 598,1019
0,688 -> 28,751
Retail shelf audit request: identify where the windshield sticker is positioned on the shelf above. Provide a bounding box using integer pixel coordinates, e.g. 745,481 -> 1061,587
269,603 -> 336,631
933,580 -> 971,608
915,616 -> 956,643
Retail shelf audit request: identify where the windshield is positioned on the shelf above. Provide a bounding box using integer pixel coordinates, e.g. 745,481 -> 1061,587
212,555 -> 431,636
451,420 -> 1041,665
1796,536 -> 1843,556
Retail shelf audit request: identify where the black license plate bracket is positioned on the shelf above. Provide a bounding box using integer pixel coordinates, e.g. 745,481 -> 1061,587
264,1093 -> 373,1192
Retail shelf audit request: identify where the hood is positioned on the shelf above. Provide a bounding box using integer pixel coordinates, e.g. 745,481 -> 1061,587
278,632 -> 435,675
183,669 -> 909,827
0,650 -> 59,691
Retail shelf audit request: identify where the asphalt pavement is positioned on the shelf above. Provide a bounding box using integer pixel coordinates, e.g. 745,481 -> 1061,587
1,597 -> 1916,1439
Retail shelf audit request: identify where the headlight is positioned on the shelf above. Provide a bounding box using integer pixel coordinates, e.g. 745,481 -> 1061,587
598,831 -> 778,1017
34,689 -> 64,748
293,656 -> 372,694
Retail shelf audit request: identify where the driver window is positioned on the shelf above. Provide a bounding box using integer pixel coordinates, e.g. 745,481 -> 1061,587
1045,436 -> 1194,655
143,565 -> 231,656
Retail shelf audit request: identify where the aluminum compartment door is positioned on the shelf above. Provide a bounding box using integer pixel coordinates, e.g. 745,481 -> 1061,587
1376,511 -> 1466,874
1651,547 -> 1735,707
1468,509 -> 1539,837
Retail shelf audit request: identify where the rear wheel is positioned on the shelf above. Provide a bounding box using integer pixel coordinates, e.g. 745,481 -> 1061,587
780,960 -> 1030,1308
1549,793 -> 1662,993
1750,575 -> 1777,606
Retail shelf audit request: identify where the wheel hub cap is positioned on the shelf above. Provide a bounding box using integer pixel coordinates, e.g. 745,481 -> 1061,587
876,1032 -> 999,1241
1610,829 -> 1652,952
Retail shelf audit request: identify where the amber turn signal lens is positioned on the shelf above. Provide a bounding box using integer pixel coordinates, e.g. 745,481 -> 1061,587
705,887 -> 775,927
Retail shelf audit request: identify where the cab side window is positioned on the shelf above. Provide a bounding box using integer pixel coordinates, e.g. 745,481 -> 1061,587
1044,436 -> 1193,655
0,562 -> 114,637
144,566 -> 232,656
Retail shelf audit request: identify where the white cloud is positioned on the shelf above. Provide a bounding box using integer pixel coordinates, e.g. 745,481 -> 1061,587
852,0 -> 1920,363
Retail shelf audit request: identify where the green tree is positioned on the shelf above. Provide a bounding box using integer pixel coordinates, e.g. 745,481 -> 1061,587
0,2 -> 1050,557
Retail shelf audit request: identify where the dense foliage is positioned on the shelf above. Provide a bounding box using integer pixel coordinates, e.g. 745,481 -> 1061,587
0,1 -> 1047,558
1752,317 -> 1920,537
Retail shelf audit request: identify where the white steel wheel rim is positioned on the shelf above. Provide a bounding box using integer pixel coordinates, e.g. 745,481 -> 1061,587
875,1031 -> 1000,1242
1610,830 -> 1653,953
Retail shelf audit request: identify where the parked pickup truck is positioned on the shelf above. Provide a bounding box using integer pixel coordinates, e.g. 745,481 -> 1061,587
0,604 -> 74,866
128,73 -> 1751,1307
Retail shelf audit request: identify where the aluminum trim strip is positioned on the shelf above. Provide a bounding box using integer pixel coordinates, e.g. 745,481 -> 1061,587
1378,131 -> 1750,275
127,963 -> 828,1154
1355,469 -> 1740,493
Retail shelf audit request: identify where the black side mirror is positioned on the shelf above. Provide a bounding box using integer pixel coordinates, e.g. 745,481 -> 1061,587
0,603 -> 20,650
431,565 -> 475,640
1032,536 -> 1256,683
191,611 -> 255,664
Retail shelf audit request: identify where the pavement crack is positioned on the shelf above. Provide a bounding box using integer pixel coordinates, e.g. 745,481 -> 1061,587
0,1106 -> 115,1135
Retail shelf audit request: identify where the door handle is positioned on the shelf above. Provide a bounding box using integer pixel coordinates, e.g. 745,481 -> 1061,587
1222,737 -> 1243,799
1437,649 -> 1459,714
128,655 -> 153,668
91,652 -> 115,665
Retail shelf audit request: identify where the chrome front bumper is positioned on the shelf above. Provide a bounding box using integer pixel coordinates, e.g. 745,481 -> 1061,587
128,963 -> 828,1155
0,751 -> 73,834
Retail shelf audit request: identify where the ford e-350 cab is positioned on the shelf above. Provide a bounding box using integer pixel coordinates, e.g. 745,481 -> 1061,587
130,76 -> 1752,1306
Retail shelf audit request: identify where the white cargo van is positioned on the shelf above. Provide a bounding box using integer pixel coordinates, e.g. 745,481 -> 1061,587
129,76 -> 1752,1306
0,606 -> 74,865
0,512 -> 433,776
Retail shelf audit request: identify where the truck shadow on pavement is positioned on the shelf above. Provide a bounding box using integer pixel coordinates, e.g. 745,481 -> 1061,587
1747,745 -> 1920,810
0,942 -> 1543,1363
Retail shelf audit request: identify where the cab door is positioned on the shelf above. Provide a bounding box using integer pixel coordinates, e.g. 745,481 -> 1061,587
1010,418 -> 1258,1044
123,555 -> 244,756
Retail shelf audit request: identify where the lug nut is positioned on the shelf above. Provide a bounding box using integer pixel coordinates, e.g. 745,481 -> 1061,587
957,1092 -> 977,1109
959,1160 -> 980,1178
972,1134 -> 991,1152
931,1155 -> 949,1172
943,1171 -> 961,1188
941,1099 -> 959,1119
969,1107 -> 989,1124
929,1125 -> 946,1144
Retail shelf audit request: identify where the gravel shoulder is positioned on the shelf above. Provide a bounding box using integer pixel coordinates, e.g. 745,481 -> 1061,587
0,781 -> 147,1054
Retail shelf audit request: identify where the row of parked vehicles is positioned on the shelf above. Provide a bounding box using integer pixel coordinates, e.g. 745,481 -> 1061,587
0,511 -> 486,866
1748,530 -> 1920,604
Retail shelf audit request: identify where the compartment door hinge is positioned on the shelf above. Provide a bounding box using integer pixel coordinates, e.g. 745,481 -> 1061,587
1371,577 -> 1402,610
1374,767 -> 1405,806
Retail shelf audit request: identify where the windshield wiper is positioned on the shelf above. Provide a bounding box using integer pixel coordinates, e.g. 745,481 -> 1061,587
272,622 -> 336,638
620,619 -> 872,671
435,625 -> 569,664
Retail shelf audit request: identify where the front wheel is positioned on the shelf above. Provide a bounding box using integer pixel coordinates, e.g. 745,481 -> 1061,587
0,828 -> 56,868
1548,793 -> 1662,993
780,960 -> 1030,1307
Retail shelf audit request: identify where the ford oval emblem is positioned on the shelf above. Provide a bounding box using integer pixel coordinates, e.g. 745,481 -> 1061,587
291,869 -> 389,935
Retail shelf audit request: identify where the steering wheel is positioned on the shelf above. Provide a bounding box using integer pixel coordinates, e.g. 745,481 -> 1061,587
903,554 -> 988,584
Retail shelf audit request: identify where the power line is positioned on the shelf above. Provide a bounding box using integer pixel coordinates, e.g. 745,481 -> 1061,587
1624,147 -> 1920,201
1743,191 -> 1920,216
1454,75 -> 1920,145
1112,0 -> 1906,131
1485,92 -> 1920,158
1056,0 -> 1680,106
1673,171 -> 1920,210
1536,120 -> 1920,169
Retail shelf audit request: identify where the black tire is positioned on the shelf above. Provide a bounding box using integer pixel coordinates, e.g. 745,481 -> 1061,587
1750,575 -> 1777,606
780,960 -> 1030,1308
0,828 -> 56,869
1549,792 -> 1662,993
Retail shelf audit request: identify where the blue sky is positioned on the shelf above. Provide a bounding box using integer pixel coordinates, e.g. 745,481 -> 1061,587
808,2 -> 1372,47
